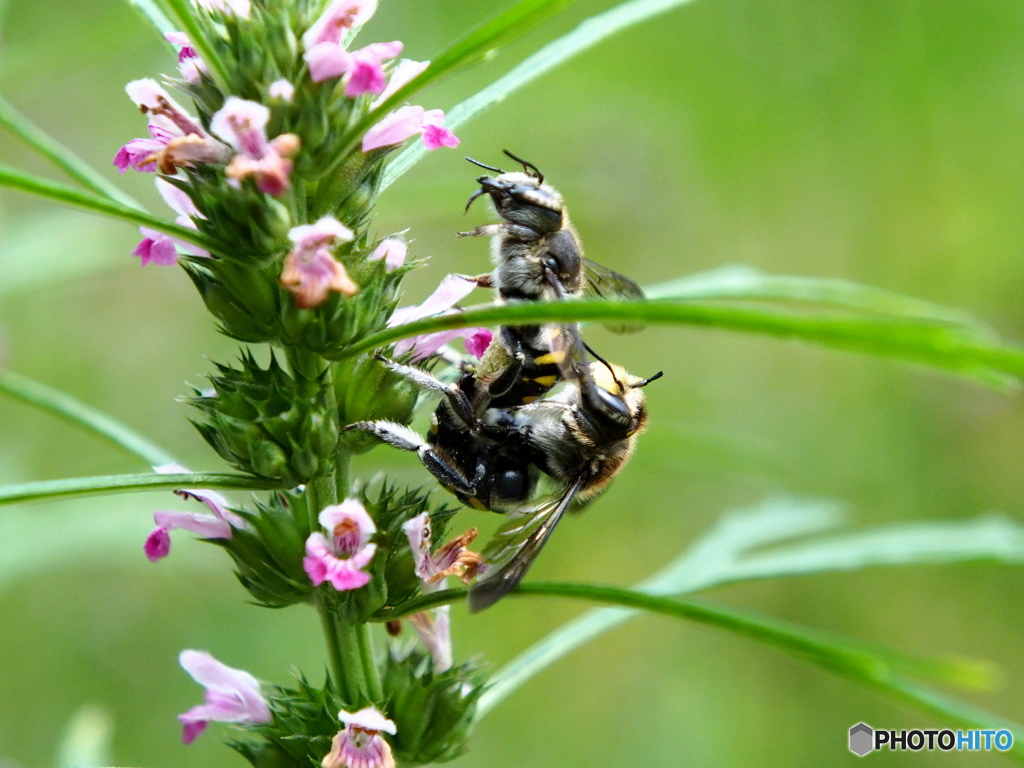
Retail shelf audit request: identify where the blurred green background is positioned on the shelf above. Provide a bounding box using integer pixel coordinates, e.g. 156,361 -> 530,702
2,0 -> 1024,766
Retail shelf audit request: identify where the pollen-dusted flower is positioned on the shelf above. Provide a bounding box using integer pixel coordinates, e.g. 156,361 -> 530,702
387,275 -> 490,360
143,463 -> 244,561
322,707 -> 396,768
403,513 -> 483,590
280,216 -> 358,308
116,80 -> 229,174
210,97 -> 299,196
369,236 -> 407,271
400,513 -> 483,671
133,178 -> 209,267
177,650 -> 271,744
303,499 -> 378,591
362,105 -> 459,152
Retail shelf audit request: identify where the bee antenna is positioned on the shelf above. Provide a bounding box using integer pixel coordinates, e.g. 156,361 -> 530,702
502,149 -> 544,184
582,341 -> 621,389
634,371 -> 664,389
465,156 -> 504,174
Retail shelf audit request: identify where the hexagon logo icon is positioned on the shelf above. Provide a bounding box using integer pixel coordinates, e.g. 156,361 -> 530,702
849,723 -> 874,756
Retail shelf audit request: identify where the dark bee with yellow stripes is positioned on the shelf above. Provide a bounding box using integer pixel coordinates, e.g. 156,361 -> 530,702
458,151 -> 645,411
342,351 -> 662,610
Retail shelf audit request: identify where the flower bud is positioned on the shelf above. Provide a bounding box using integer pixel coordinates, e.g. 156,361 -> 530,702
190,353 -> 340,485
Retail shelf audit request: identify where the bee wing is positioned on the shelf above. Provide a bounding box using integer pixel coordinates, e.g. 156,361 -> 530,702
468,476 -> 587,612
583,259 -> 646,334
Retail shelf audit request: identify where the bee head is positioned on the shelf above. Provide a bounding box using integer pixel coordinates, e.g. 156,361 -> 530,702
464,153 -> 564,233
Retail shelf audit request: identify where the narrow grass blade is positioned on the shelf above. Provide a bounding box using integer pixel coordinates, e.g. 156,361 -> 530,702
0,472 -> 281,507
0,369 -> 176,467
0,164 -> 220,252
338,0 -> 577,162
341,297 -> 1024,387
126,0 -> 178,40
382,0 -> 702,189
645,265 -> 981,327
0,95 -> 141,208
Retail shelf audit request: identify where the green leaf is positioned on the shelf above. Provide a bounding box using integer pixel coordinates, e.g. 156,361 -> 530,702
0,472 -> 282,507
475,499 -> 1024,717
644,265 -> 981,326
340,0 -> 578,160
382,581 -> 1019,757
382,0 -> 702,190
0,164 -> 220,252
56,706 -> 113,768
0,369 -> 176,467
0,95 -> 141,208
342,296 -> 1024,387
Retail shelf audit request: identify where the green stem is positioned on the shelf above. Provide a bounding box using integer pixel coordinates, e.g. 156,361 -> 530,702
355,623 -> 384,704
316,592 -> 351,700
0,369 -> 176,467
0,96 -> 141,208
0,472 -> 281,507
0,164 -> 221,252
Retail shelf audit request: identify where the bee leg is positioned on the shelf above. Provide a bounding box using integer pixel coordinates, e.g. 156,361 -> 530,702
484,327 -> 526,398
457,224 -> 503,238
454,272 -> 493,289
343,421 -> 478,495
374,354 -> 478,428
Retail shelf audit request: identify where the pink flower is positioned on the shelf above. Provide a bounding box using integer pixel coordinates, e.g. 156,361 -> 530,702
303,0 -> 378,50
362,106 -> 458,152
387,275 -> 490,360
132,179 -> 208,266
165,32 -> 206,84
322,707 -> 396,768
400,513 -> 482,671
143,463 -> 243,560
115,80 -> 229,174
303,499 -> 378,591
211,97 -> 299,196
280,217 -> 359,308
177,650 -> 271,744
344,41 -> 403,96
369,237 -> 407,271
371,59 -> 429,109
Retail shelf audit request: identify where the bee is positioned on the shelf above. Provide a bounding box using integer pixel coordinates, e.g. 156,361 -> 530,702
343,350 -> 662,611
458,151 -> 646,410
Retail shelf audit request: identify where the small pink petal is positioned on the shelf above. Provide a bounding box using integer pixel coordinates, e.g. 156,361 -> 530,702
464,328 -> 493,359
144,526 -> 171,561
302,0 -> 377,49
305,43 -> 353,83
345,57 -> 387,97
369,237 -> 407,270
154,509 -> 233,539
133,229 -> 180,267
372,58 -> 430,109
387,274 -> 477,327
180,718 -> 208,745
362,105 -> 424,152
421,123 -> 460,150
179,650 -> 270,722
